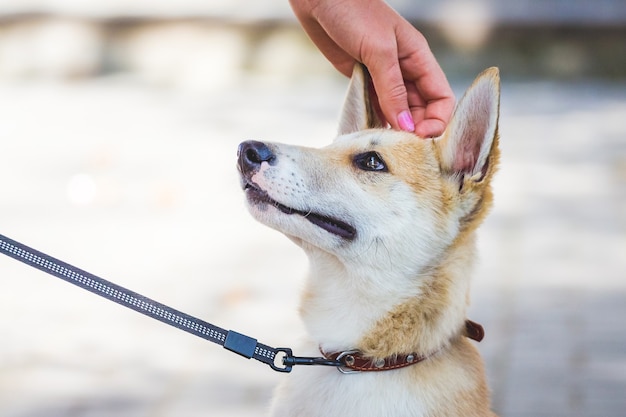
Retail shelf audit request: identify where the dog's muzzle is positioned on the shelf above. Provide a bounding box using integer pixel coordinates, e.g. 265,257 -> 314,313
236,140 -> 357,240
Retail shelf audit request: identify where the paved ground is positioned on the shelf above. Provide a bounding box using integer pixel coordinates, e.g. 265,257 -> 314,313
0,72 -> 625,417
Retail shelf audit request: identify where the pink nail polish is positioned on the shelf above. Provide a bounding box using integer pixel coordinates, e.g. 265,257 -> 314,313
398,111 -> 415,132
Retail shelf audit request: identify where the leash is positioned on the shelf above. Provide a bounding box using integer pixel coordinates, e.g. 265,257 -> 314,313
0,233 -> 341,373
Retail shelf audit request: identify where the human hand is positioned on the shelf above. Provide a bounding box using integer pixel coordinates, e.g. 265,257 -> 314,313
289,0 -> 455,137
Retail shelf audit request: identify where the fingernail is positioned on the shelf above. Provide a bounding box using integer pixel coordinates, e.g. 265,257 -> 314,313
397,110 -> 415,132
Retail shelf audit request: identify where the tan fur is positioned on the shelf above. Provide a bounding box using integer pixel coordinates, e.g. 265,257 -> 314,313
238,65 -> 501,416
359,268 -> 453,359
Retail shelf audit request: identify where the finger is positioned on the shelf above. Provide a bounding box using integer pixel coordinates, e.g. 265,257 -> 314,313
411,68 -> 455,137
414,94 -> 455,137
364,44 -> 414,132
394,25 -> 455,136
406,75 -> 455,137
406,81 -> 426,122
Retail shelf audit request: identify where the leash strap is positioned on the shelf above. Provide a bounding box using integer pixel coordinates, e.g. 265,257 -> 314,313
0,233 -> 309,373
0,233 -> 483,374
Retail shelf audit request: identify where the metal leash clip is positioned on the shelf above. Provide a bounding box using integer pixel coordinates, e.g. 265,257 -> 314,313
277,348 -> 343,373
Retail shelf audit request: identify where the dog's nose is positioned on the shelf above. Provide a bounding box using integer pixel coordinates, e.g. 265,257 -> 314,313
238,140 -> 275,173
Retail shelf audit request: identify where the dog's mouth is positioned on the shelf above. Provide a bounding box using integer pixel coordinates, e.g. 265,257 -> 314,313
243,181 -> 356,240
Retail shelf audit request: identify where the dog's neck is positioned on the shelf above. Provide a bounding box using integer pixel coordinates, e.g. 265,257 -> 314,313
299,233 -> 477,360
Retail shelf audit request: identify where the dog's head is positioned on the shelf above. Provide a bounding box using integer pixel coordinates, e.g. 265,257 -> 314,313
238,65 -> 500,278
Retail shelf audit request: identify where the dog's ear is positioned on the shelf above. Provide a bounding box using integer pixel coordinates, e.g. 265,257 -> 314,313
436,67 -> 500,184
338,63 -> 386,135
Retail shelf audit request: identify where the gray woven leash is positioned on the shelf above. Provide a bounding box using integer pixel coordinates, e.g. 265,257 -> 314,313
0,233 -> 340,373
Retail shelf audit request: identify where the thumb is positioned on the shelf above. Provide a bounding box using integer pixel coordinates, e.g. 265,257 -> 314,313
366,60 -> 415,132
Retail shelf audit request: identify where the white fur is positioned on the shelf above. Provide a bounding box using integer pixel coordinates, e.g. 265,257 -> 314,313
240,66 -> 500,417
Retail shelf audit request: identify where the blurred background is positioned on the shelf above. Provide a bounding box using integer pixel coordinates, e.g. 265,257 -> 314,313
0,0 -> 624,416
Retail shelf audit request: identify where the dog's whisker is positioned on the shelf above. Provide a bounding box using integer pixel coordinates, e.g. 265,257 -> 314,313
374,237 -> 393,269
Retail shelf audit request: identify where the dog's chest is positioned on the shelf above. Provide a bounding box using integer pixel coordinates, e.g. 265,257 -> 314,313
270,365 -> 433,417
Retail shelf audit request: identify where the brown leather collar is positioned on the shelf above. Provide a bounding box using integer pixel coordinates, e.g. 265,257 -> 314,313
464,318 -> 485,342
321,319 -> 484,372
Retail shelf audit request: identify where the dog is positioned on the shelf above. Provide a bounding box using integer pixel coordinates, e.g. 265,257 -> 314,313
237,64 -> 500,417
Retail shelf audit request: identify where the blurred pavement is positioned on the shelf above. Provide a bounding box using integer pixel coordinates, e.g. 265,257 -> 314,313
0,73 -> 625,416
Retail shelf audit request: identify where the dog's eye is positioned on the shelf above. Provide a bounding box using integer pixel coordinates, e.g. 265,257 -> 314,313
354,152 -> 388,172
